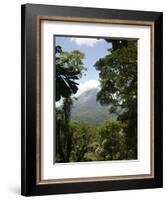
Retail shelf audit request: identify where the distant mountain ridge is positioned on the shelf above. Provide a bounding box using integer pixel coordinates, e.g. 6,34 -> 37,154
71,87 -> 116,125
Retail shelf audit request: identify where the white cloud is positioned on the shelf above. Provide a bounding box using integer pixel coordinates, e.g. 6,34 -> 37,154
75,80 -> 100,97
70,38 -> 103,47
55,80 -> 100,107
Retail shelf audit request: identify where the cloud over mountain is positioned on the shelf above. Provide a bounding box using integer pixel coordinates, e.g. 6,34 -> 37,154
75,80 -> 100,97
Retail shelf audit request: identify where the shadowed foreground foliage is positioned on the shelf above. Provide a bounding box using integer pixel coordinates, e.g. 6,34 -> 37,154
56,119 -> 126,162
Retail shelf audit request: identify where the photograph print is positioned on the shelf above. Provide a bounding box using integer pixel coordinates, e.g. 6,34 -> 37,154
54,36 -> 137,163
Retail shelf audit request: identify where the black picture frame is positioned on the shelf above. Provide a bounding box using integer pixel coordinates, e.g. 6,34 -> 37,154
21,3 -> 163,196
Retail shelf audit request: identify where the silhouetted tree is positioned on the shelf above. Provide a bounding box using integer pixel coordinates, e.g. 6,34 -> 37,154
55,46 -> 85,101
55,46 -> 86,162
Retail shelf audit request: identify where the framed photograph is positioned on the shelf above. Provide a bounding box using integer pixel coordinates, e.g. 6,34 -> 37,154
21,4 -> 163,196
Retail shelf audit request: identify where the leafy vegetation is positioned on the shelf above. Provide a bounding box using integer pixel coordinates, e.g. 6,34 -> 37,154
70,121 -> 96,162
94,40 -> 137,159
97,119 -> 126,160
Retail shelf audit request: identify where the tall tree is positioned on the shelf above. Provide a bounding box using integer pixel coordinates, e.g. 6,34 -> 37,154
94,40 -> 137,159
55,46 -> 86,162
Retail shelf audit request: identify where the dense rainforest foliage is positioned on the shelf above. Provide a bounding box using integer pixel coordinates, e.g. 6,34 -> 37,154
55,39 -> 137,163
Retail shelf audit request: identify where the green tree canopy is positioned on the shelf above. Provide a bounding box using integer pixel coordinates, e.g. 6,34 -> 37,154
59,50 -> 86,77
69,121 -> 96,162
94,40 -> 137,159
97,119 -> 126,160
